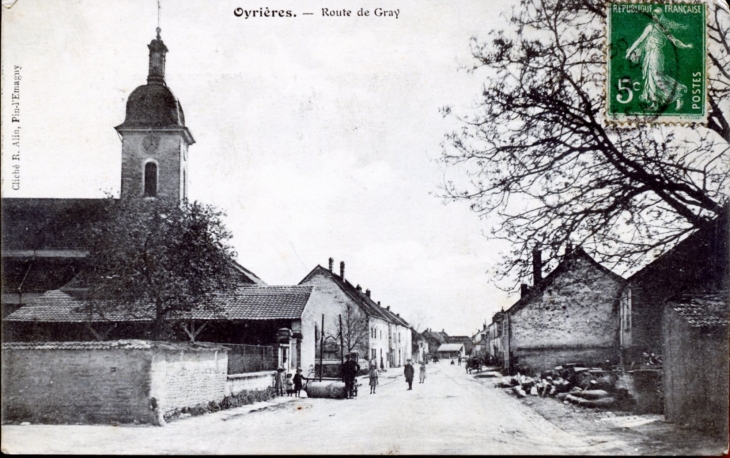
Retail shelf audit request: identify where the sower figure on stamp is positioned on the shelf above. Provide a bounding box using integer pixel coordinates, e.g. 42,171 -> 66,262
625,7 -> 693,111
404,359 -> 415,390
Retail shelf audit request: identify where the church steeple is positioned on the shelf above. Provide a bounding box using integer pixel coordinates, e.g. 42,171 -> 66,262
115,27 -> 194,204
147,28 -> 168,86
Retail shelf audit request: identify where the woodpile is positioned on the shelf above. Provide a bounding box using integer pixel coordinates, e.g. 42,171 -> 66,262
496,363 -> 623,409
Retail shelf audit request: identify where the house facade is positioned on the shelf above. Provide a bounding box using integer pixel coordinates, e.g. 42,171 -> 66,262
504,248 -> 626,374
299,259 -> 412,369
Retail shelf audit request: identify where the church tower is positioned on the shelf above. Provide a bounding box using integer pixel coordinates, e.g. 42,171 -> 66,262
115,28 -> 194,204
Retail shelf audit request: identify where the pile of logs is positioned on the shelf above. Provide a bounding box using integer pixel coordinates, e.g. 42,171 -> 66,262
496,365 -> 621,408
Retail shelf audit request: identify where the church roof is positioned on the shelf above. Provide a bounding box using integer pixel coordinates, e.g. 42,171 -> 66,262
116,83 -> 186,130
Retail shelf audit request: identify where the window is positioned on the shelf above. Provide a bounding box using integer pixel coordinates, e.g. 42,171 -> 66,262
144,162 -> 158,197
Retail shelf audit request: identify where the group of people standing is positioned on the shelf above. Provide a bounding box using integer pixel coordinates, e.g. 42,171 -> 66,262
403,359 -> 427,390
274,366 -> 305,397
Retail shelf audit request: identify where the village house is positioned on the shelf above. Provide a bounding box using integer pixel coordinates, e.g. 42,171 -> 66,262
502,248 -> 626,374
620,210 -> 729,366
471,324 -> 487,358
436,343 -> 465,359
299,259 -> 412,370
619,210 -> 728,424
445,334 -> 474,356
485,310 -> 505,366
421,328 -> 446,358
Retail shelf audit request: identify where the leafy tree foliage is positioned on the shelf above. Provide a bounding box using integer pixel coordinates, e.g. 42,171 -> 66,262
80,197 -> 239,339
440,0 -> 729,286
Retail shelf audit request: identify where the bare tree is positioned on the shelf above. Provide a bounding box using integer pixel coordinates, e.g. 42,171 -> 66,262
331,302 -> 370,358
440,0 -> 729,287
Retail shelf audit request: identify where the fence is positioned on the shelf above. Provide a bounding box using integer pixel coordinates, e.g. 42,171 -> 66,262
225,344 -> 277,374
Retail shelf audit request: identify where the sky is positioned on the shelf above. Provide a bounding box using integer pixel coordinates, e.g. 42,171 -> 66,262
2,0 -> 521,336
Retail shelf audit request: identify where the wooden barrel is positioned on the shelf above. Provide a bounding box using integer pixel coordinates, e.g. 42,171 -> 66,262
305,381 -> 347,399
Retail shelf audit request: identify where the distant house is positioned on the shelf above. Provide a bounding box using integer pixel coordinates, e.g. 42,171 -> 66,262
437,343 -> 465,359
446,335 -> 474,356
421,328 -> 446,356
299,259 -> 412,369
662,291 -> 728,437
620,211 -> 729,365
485,310 -> 506,365
471,325 -> 487,357
503,248 -> 626,374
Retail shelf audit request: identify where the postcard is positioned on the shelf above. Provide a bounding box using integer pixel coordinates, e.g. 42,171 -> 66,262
2,0 -> 728,454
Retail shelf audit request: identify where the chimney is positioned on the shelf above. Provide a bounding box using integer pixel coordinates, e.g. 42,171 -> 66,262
366,289 -> 371,298
328,257 -> 334,271
356,284 -> 362,292
483,323 -> 486,330
520,283 -> 529,298
378,301 -> 381,305
532,248 -> 542,286
387,306 -> 390,311
340,261 -> 345,280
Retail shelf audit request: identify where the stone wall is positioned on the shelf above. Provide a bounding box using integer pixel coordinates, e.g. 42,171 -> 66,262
149,346 -> 228,413
226,371 -> 275,396
663,308 -> 729,435
1,340 -> 228,424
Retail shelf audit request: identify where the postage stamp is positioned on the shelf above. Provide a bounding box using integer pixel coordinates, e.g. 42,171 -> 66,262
606,2 -> 707,124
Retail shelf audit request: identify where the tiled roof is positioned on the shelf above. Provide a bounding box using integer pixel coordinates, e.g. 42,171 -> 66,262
437,343 -> 464,352
299,265 -> 410,327
4,286 -> 314,323
4,290 -> 154,322
667,291 -> 729,328
422,330 -> 446,344
190,286 -> 314,320
2,340 -> 228,351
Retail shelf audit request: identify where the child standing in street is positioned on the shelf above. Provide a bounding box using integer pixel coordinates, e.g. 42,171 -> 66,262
285,373 -> 295,396
419,361 -> 427,384
293,367 -> 304,398
275,366 -> 285,396
369,365 -> 379,394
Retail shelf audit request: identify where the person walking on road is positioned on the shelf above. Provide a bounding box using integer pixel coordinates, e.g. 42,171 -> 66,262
369,364 -> 379,394
419,361 -> 427,384
404,359 -> 415,390
458,356 -> 462,366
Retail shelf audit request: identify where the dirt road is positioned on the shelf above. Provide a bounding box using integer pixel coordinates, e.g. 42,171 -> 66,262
1,363 -> 724,454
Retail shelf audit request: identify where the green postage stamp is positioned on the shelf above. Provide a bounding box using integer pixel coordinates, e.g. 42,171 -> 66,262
607,2 -> 707,123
